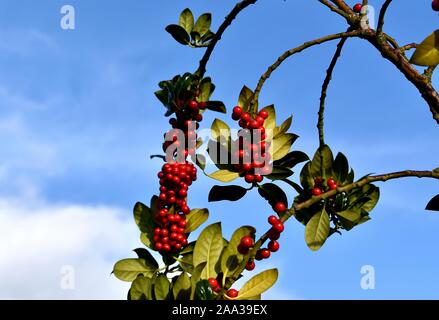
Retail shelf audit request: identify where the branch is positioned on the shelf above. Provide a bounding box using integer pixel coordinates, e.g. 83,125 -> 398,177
197,0 -> 257,78
225,169 -> 439,290
250,30 -> 361,109
377,0 -> 393,35
318,0 -> 350,20
318,35 -> 349,148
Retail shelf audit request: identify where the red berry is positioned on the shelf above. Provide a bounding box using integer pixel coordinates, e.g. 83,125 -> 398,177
238,244 -> 249,255
260,248 -> 271,259
269,230 -> 280,241
154,242 -> 163,251
273,222 -> 284,233
274,202 -> 287,214
250,120 -> 259,129
208,278 -> 218,288
188,100 -> 198,109
233,106 -> 243,117
312,188 -> 322,196
254,174 -> 263,183
199,101 -> 207,109
240,236 -> 254,248
244,174 -> 255,183
162,244 -> 171,252
353,3 -> 362,13
160,229 -> 168,237
268,215 -> 279,225
227,289 -> 239,298
195,114 -> 203,122
434,0 -> 439,11
245,261 -> 256,271
328,182 -> 338,190
241,112 -> 251,122
268,240 -> 280,252
258,110 -> 269,119
242,163 -> 252,171
213,285 -> 221,293
327,178 -> 336,186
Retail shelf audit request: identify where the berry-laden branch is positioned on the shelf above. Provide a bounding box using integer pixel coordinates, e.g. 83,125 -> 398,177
250,30 -> 362,109
197,0 -> 257,78
225,169 -> 439,289
318,34 -> 349,148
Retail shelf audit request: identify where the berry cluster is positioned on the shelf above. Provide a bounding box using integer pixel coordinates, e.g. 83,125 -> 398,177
311,177 -> 337,196
231,106 -> 271,184
153,162 -> 197,253
433,0 -> 439,11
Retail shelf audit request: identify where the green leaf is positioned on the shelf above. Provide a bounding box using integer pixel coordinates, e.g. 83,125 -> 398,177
173,272 -> 192,300
300,162 -> 315,190
258,183 -> 288,211
190,31 -> 201,44
130,275 -> 152,300
238,86 -> 254,112
193,223 -> 223,279
426,194 -> 439,211
185,208 -> 209,233
261,105 -> 276,132
208,185 -> 247,202
165,24 -> 190,45
199,77 -> 214,102
237,269 -> 279,300
154,274 -> 170,300
336,210 -> 361,222
274,151 -> 309,169
333,152 -> 349,185
211,118 -> 231,143
200,31 -> 215,43
195,279 -> 215,300
112,258 -> 157,282
179,253 -> 194,274
206,101 -> 227,113
310,145 -> 334,179
140,232 -> 153,249
179,8 -> 194,34
190,262 -> 207,299
272,134 -> 295,161
208,170 -> 240,183
361,185 -> 380,212
133,248 -> 159,269
410,30 -> 439,67
194,154 -> 206,171
221,226 -> 256,277
133,202 -> 152,233
266,166 -> 294,181
274,116 -> 292,138
305,208 -> 330,251
193,13 -> 212,37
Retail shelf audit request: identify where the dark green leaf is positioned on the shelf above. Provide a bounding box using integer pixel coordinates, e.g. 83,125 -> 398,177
206,101 -> 227,113
165,24 -> 190,45
310,145 -> 334,179
190,31 -> 201,44
426,194 -> 439,211
208,185 -> 248,202
195,279 -> 215,300
300,162 -> 315,190
133,248 -> 159,269
198,77 -> 214,102
274,151 -> 309,169
281,178 -> 304,194
200,31 -> 215,43
333,152 -> 349,184
266,166 -> 294,181
258,183 -> 288,211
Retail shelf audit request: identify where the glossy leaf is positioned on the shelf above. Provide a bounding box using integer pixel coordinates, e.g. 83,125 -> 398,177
266,166 -> 293,181
237,269 -> 279,300
208,185 -> 248,202
198,77 -> 214,102
305,208 -> 330,251
179,8 -> 194,34
274,115 -> 292,138
185,208 -> 209,233
113,258 -> 157,282
165,24 -> 190,45
333,152 -> 349,184
193,223 -> 223,279
173,272 -> 192,300
310,145 -> 334,179
274,151 -> 309,169
194,13 -> 212,37
208,169 -> 240,183
272,134 -> 295,161
206,101 -> 227,113
426,194 -> 439,211
238,86 -> 254,112
195,279 -> 215,300
410,30 -> 439,67
258,183 -> 288,209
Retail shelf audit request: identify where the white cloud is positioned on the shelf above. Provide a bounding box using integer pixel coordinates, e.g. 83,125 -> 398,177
0,197 -> 139,299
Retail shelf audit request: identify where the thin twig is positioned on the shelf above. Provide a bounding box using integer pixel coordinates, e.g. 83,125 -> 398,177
377,0 -> 393,35
318,35 -> 349,148
197,0 -> 257,78
318,0 -> 350,19
250,30 -> 361,109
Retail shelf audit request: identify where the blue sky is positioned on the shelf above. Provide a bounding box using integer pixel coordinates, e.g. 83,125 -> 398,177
0,0 -> 438,299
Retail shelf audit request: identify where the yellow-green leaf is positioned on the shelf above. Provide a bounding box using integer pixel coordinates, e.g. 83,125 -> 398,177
211,119 -> 231,144
208,170 -> 240,183
236,269 -> 278,300
140,232 -> 154,249
410,30 -> 439,67
154,274 -> 170,300
112,258 -> 157,282
238,86 -> 255,112
271,134 -> 294,161
190,262 -> 207,299
179,8 -> 194,34
305,208 -> 330,251
130,275 -> 152,300
194,13 -> 211,37
261,105 -> 276,132
173,272 -> 191,300
274,115 -> 292,138
193,223 -> 223,279
185,208 -> 209,233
